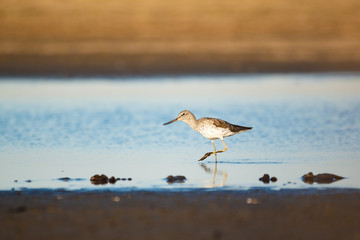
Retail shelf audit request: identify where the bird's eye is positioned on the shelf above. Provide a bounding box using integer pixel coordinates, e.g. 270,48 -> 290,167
181,113 -> 186,116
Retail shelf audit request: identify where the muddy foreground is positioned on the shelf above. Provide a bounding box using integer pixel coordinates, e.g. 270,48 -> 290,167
1,189 -> 360,240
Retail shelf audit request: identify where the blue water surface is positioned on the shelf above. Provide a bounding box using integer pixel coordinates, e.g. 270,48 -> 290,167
0,74 -> 359,191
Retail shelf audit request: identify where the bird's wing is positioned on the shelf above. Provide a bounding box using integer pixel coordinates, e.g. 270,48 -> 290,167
210,118 -> 252,132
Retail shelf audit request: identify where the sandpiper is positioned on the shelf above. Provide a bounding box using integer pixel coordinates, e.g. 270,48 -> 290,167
163,110 -> 252,161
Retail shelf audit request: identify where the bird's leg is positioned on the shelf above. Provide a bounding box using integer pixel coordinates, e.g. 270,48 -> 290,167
212,140 -> 217,155
212,140 -> 219,162
199,139 -> 228,161
217,139 -> 228,153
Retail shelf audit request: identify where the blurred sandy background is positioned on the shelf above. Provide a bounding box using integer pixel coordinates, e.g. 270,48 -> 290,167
0,0 -> 359,76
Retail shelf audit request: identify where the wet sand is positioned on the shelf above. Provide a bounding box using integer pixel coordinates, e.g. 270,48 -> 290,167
2,53 -> 360,76
1,189 -> 360,240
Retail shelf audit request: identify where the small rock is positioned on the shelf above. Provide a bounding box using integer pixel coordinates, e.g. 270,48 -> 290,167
109,176 -> 117,184
90,174 -> 109,185
25,180 -> 32,183
100,174 -> 109,181
259,174 -> 278,184
259,174 -> 270,183
166,175 -> 186,183
301,172 -> 344,184
270,177 -> 277,182
90,174 -> 132,185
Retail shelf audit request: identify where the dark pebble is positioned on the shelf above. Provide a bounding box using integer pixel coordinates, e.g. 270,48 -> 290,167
25,180 -> 32,183
90,174 -> 109,185
301,172 -> 344,184
100,174 -> 108,180
270,177 -> 277,182
90,174 -> 132,185
166,175 -> 186,183
261,179 -> 270,184
14,180 -> 18,182
259,174 -> 270,183
109,176 -> 117,184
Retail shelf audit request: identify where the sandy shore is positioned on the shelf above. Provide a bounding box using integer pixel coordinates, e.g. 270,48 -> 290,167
1,189 -> 360,240
2,53 -> 360,76
1,0 -> 360,76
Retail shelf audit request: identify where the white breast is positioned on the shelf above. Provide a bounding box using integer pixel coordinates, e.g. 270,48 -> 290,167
196,122 -> 235,140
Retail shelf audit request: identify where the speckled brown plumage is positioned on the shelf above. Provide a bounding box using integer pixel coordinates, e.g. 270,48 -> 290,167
164,110 -> 252,161
208,118 -> 252,133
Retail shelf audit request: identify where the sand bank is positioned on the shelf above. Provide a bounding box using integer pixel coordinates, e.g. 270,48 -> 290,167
1,0 -> 360,76
1,189 -> 360,240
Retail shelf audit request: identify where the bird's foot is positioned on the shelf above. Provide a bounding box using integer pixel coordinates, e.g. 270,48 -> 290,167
198,152 -> 213,161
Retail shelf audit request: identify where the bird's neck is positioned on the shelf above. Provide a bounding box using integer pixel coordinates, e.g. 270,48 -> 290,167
183,116 -> 198,130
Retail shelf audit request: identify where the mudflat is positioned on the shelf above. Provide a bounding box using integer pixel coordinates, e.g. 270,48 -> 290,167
1,189 -> 360,240
1,0 -> 360,75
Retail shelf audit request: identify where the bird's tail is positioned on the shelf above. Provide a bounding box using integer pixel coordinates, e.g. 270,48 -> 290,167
233,125 -> 252,133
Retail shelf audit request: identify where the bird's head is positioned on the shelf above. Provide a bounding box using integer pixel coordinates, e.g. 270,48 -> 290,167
163,110 -> 194,125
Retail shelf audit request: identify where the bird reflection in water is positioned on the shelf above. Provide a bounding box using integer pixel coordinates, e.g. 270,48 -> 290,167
200,157 -> 228,188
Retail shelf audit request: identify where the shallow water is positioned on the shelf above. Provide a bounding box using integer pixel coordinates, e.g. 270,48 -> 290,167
0,74 -> 360,191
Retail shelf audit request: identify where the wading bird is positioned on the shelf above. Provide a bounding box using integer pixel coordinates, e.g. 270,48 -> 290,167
163,110 -> 252,161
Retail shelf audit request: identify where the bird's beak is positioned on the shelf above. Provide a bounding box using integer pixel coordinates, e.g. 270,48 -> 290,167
163,117 -> 178,125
